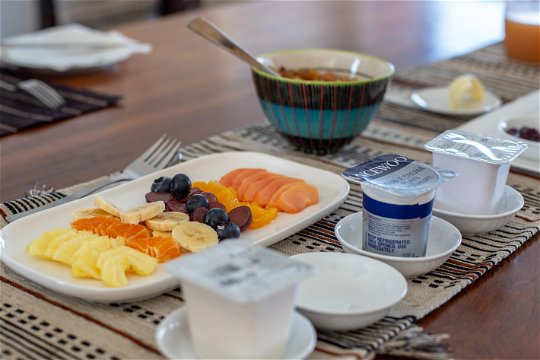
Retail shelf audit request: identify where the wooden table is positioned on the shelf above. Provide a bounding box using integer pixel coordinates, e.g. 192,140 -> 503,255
1,1 -> 538,359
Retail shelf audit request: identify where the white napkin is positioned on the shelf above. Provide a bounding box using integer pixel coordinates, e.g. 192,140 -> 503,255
0,24 -> 152,72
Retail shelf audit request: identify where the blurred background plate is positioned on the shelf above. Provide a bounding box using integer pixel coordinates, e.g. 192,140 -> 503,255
0,24 -> 151,74
458,90 -> 540,175
411,86 -> 502,116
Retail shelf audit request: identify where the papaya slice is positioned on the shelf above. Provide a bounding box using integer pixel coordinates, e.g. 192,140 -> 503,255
253,176 -> 304,207
237,171 -> 272,200
241,174 -> 282,202
230,169 -> 268,189
220,168 -> 265,187
267,182 -> 319,214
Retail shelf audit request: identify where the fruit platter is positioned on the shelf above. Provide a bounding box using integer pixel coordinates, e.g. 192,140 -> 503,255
0,152 -> 349,302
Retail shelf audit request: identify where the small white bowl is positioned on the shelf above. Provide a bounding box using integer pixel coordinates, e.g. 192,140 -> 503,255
433,185 -> 524,234
291,252 -> 407,331
498,116 -> 539,161
335,213 -> 461,277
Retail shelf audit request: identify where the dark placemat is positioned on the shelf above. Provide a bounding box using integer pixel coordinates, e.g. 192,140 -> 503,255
0,71 -> 120,136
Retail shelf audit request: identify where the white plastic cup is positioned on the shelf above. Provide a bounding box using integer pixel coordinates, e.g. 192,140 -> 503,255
361,183 -> 435,258
183,281 -> 297,359
164,240 -> 313,359
432,152 -> 510,214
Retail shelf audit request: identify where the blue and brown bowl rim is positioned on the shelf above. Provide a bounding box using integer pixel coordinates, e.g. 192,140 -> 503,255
252,48 -> 395,85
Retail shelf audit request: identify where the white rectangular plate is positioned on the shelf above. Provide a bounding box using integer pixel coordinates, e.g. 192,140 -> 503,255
457,90 -> 539,175
0,152 -> 349,303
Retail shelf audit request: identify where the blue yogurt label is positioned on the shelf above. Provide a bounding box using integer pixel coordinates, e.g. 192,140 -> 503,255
362,193 -> 433,257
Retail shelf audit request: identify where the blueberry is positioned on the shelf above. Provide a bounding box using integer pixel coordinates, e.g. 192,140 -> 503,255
217,223 -> 241,240
203,208 -> 229,229
170,174 -> 191,199
186,194 -> 209,214
151,176 -> 172,193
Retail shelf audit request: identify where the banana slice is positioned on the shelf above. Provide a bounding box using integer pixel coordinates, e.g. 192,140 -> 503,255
448,74 -> 485,109
172,222 -> 218,253
152,230 -> 173,238
95,196 -> 123,217
120,201 -> 165,225
145,212 -> 189,231
72,208 -> 116,220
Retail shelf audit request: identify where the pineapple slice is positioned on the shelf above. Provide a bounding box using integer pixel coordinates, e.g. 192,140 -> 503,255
28,225 -> 154,287
124,248 -> 158,276
52,232 -> 94,265
96,246 -> 133,269
72,250 -> 102,279
44,230 -> 78,259
71,235 -> 125,279
27,228 -> 71,258
96,246 -> 156,272
100,255 -> 130,288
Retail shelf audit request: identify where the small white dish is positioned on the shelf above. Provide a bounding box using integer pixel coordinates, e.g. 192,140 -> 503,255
411,86 -> 502,116
155,307 -> 316,360
433,185 -> 524,235
335,213 -> 461,277
498,116 -> 539,161
291,252 -> 407,331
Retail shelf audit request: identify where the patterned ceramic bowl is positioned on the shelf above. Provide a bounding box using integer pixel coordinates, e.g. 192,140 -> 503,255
252,49 -> 394,154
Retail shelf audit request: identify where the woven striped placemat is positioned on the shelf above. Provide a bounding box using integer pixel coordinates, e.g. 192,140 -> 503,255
1,43 -> 539,360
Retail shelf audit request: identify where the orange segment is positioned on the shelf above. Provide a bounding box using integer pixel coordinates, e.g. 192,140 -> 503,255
246,204 -> 278,229
216,188 -> 242,212
126,237 -> 149,255
192,180 -> 226,194
148,237 -> 183,262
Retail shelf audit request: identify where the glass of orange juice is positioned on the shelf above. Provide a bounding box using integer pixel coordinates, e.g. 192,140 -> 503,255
504,0 -> 540,64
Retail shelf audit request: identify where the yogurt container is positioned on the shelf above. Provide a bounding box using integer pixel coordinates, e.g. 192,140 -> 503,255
425,130 -> 527,214
164,240 -> 313,359
342,154 -> 456,258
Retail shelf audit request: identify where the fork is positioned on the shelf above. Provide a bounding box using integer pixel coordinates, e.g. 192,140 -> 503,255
6,134 -> 182,222
0,78 -> 66,110
26,182 -> 55,197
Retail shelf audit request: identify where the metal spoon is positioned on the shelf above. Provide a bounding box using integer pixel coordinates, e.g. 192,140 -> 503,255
187,17 -> 281,77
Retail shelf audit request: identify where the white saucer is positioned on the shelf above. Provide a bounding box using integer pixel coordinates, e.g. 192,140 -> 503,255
335,213 -> 461,277
155,307 -> 317,359
411,86 -> 502,116
433,185 -> 524,234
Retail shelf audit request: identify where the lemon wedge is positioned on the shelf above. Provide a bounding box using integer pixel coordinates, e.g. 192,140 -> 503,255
448,74 -> 485,109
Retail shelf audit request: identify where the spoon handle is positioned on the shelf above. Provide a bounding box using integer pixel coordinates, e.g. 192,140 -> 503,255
187,17 -> 280,77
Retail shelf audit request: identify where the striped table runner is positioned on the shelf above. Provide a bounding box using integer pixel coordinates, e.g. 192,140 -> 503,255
0,71 -> 120,137
1,43 -> 539,360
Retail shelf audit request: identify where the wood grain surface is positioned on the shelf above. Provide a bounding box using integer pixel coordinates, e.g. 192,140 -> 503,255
1,2 -> 538,359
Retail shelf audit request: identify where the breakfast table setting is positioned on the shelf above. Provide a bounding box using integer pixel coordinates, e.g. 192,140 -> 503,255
1,1 -> 539,360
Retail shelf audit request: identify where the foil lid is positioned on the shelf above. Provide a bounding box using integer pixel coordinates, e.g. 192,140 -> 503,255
424,130 -> 528,165
342,154 -> 457,197
165,240 -> 313,303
